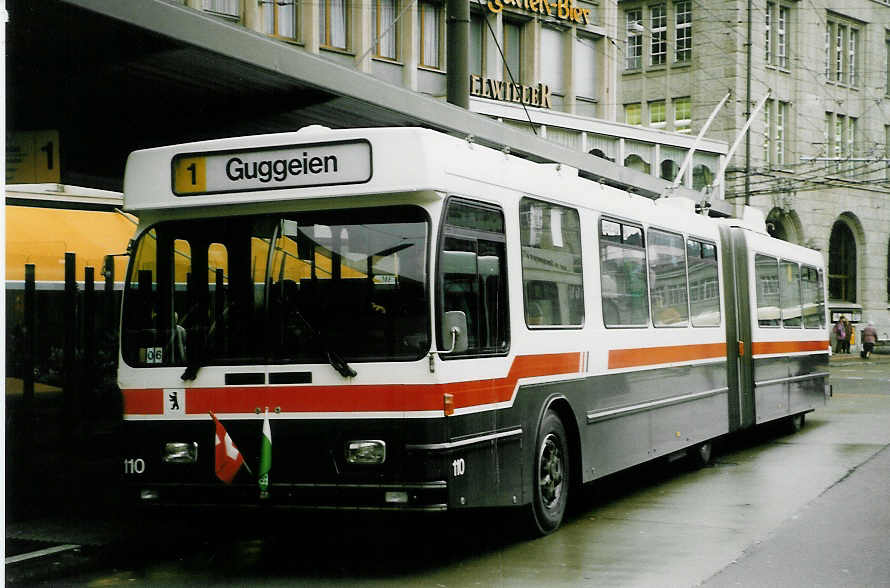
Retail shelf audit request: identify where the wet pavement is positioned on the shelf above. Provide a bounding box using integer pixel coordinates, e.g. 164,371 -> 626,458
6,353 -> 890,586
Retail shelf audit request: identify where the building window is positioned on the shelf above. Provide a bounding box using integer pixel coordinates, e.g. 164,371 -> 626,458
319,0 -> 349,50
504,20 -> 522,83
886,125 -> 890,181
374,0 -> 398,59
846,117 -> 856,159
419,1 -> 442,69
674,97 -> 691,133
575,34 -> 597,99
765,2 -> 772,64
469,10 -> 484,76
625,103 -> 642,125
626,8 -> 643,70
885,34 -> 890,95
651,4 -> 667,66
763,100 -> 772,165
776,6 -> 788,68
834,114 -> 844,161
848,28 -> 858,86
835,24 -> 845,83
263,0 -> 298,40
776,101 -> 787,167
649,100 -> 666,128
203,0 -> 239,18
828,221 -> 856,302
675,1 -> 692,62
824,112 -> 831,158
824,25 -> 830,78
541,26 -> 564,95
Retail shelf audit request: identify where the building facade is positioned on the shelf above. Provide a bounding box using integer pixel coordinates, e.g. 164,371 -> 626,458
188,0 -> 727,192
616,0 -> 890,340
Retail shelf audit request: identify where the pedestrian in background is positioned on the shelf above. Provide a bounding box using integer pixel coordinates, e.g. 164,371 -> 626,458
847,321 -> 856,354
860,321 -> 878,359
834,315 -> 848,353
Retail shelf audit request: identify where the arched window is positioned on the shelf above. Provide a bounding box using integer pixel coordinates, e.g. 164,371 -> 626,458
589,149 -> 614,163
624,154 -> 650,175
660,159 -> 679,181
766,209 -> 788,241
828,221 -> 856,302
692,164 -> 714,191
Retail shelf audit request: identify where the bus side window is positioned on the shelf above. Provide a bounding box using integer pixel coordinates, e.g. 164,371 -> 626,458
438,199 -> 509,356
519,198 -> 584,328
780,260 -> 802,328
688,238 -> 720,327
802,266 -> 823,329
755,254 -> 780,326
599,218 -> 649,327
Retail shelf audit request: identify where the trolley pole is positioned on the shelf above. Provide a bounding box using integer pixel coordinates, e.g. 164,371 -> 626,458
446,0 -> 469,109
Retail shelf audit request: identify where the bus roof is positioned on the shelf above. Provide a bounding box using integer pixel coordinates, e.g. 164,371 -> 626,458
123,126 -> 662,215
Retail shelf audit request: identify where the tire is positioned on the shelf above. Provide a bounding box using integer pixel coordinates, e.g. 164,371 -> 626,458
689,441 -> 713,468
788,413 -> 805,433
529,410 -> 570,536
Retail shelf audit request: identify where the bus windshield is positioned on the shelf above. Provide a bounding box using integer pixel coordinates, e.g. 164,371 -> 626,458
121,206 -> 430,369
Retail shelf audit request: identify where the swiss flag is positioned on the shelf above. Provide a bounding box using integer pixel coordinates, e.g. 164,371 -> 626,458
210,412 -> 245,484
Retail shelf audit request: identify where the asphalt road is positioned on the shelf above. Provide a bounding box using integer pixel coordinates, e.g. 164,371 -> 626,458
6,355 -> 890,586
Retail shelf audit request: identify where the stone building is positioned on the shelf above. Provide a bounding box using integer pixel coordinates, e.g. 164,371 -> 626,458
616,0 -> 890,340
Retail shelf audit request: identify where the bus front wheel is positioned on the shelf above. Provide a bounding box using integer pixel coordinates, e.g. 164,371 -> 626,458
529,410 -> 570,536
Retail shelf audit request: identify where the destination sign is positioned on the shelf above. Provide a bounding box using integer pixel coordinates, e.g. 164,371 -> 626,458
171,139 -> 372,196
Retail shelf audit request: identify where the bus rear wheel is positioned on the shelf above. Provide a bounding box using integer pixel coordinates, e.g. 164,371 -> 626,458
529,410 -> 570,536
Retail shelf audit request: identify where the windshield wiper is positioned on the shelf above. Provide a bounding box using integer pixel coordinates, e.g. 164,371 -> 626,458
291,307 -> 357,378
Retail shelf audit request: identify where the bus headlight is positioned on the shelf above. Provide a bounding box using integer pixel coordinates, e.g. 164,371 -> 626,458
162,442 -> 198,464
345,440 -> 386,464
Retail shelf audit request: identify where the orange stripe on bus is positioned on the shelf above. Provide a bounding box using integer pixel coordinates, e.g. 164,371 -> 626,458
751,340 -> 829,355
122,388 -> 165,414
608,343 -> 727,369
121,352 -> 581,416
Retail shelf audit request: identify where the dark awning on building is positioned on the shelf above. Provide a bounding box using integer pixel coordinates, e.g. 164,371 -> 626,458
7,0 -> 730,213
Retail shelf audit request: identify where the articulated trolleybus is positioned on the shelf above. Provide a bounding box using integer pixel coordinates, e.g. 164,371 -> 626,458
120,125 -> 829,534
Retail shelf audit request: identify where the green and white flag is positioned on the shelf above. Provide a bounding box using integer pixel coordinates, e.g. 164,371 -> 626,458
258,408 -> 271,498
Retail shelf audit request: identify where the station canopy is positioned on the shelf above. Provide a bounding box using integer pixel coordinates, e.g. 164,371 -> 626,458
6,0 -> 728,214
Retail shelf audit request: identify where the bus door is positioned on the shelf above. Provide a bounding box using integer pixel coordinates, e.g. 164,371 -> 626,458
720,225 -> 755,432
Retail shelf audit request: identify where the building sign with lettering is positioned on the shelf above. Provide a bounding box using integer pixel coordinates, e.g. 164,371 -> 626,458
171,140 -> 372,196
470,75 -> 553,109
487,0 -> 592,26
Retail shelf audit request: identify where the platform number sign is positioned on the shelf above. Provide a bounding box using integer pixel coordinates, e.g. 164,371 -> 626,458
6,130 -> 61,184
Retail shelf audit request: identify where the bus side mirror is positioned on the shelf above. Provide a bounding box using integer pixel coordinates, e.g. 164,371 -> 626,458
441,311 -> 468,354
